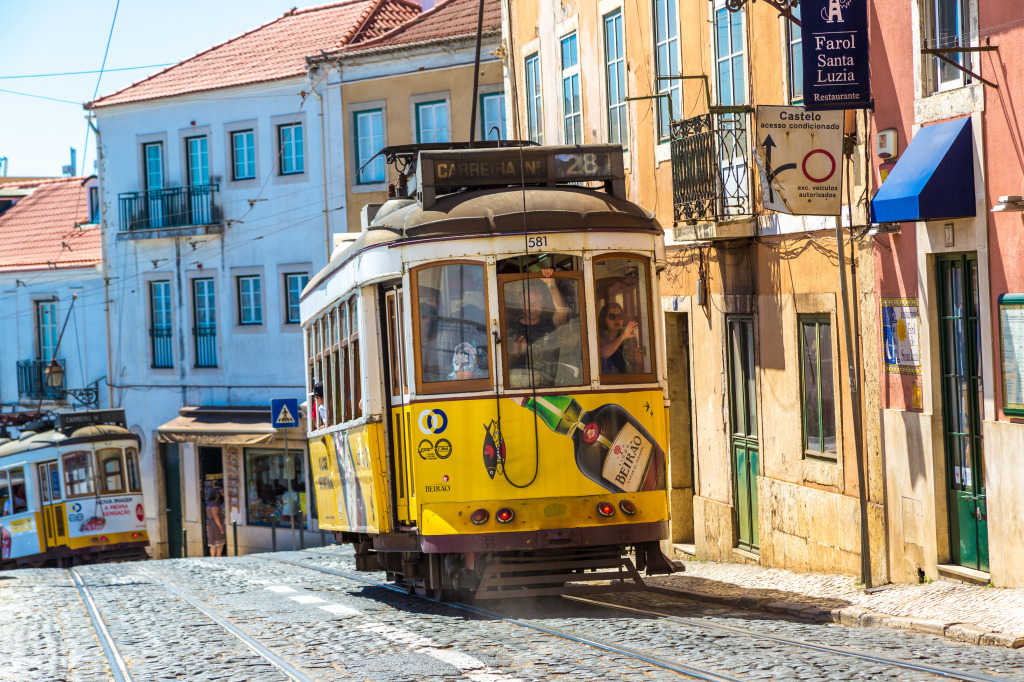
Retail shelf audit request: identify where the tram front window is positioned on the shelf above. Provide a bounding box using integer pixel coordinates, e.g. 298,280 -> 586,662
98,448 -> 126,493
594,256 -> 654,379
499,254 -> 586,389
414,263 -> 490,388
1,468 -> 27,516
63,451 -> 95,497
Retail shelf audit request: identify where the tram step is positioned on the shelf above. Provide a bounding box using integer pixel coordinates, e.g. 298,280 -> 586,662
475,549 -> 645,599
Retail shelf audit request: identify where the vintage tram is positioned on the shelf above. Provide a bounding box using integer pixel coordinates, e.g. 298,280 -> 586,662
302,143 -> 677,598
0,409 -> 149,568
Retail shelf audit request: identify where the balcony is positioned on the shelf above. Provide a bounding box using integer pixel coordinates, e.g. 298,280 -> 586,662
118,184 -> 223,240
193,325 -> 217,368
17,359 -> 65,402
670,111 -> 755,241
150,326 -> 173,369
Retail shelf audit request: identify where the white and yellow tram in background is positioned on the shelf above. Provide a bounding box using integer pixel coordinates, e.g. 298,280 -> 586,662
301,143 -> 677,598
0,410 -> 148,568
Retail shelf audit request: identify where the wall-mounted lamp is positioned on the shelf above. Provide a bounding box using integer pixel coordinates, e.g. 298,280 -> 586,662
877,128 -> 898,160
992,195 -> 1024,212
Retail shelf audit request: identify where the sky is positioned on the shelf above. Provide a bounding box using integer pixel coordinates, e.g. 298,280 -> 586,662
0,1 -> 318,178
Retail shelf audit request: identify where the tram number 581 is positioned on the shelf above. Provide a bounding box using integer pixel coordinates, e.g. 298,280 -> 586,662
527,236 -> 548,248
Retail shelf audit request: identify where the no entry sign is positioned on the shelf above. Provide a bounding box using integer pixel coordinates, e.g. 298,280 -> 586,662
754,105 -> 844,216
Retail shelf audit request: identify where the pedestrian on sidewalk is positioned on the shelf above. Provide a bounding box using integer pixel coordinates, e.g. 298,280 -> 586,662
205,486 -> 226,557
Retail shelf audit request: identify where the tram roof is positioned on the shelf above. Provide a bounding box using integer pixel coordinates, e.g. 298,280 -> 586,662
0,424 -> 137,460
307,184 -> 660,294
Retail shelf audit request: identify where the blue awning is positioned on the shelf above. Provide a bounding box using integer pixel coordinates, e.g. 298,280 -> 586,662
871,117 -> 975,223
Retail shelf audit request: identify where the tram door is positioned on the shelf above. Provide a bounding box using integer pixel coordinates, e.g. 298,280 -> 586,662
38,461 -> 68,547
384,287 -> 414,524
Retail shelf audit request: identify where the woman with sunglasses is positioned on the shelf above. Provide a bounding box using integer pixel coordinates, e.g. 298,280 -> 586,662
598,302 -> 640,374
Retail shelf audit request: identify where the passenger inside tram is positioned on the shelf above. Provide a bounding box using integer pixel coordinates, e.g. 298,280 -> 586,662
594,257 -> 652,378
417,263 -> 490,384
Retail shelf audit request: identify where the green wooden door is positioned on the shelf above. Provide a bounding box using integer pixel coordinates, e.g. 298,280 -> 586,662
937,254 -> 988,572
728,316 -> 760,553
162,443 -> 183,559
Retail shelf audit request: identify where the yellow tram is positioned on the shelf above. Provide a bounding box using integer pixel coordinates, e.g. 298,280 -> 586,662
0,410 -> 149,568
302,143 -> 676,598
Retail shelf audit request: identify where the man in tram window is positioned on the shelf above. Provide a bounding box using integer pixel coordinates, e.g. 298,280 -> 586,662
506,269 -> 572,383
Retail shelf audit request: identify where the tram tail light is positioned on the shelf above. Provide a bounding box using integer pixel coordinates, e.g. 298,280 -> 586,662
131,532 -> 142,538
495,508 -> 515,524
619,500 -> 637,515
100,536 -> 108,542
597,502 -> 615,517
471,509 -> 489,525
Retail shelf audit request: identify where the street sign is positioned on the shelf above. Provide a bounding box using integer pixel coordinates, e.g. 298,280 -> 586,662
801,0 -> 871,110
754,106 -> 845,216
271,398 -> 300,429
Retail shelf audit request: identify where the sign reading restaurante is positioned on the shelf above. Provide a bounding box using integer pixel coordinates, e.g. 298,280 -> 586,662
801,0 -> 871,110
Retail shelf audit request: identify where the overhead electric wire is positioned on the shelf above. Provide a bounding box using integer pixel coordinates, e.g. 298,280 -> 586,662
0,63 -> 173,80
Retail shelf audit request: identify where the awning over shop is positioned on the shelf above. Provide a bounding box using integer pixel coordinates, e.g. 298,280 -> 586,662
871,117 -> 976,223
156,406 -> 293,445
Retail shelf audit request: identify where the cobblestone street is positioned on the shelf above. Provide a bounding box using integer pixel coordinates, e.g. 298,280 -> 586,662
3,545 -> 1024,681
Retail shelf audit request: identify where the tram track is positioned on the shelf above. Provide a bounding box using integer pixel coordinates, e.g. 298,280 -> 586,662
271,554 -> 1017,682
68,567 -> 135,682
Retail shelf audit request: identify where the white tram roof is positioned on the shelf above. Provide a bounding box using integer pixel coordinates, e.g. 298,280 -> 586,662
0,424 -> 136,461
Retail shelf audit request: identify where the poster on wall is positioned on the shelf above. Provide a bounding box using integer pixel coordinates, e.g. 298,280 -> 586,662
881,297 -> 921,375
999,295 -> 1024,416
801,0 -> 872,110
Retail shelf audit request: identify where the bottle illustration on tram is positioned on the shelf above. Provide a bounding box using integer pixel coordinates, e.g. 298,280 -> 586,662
332,431 -> 367,529
511,395 -> 666,493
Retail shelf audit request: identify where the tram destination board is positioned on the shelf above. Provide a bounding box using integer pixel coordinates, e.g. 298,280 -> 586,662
419,144 -> 625,208
56,409 -> 127,431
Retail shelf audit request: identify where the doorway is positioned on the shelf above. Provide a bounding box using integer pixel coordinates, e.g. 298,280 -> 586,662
665,312 -> 695,545
937,253 -> 988,572
161,443 -> 183,558
727,315 -> 759,553
199,447 -> 224,557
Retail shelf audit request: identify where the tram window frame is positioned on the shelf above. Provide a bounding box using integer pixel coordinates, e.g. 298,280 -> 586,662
336,302 -> 349,423
97,448 -> 127,494
125,447 -> 142,492
411,261 -> 493,395
63,450 -> 96,498
348,295 -> 363,419
38,464 -> 50,504
592,253 -> 658,384
0,469 -> 9,516
497,266 -> 590,391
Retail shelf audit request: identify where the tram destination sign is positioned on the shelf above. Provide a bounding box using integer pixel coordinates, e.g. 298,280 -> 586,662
57,409 -> 127,431
801,0 -> 871,110
418,145 -> 626,208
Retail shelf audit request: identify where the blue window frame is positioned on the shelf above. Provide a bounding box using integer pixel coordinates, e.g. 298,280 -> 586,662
354,109 -> 385,184
787,5 -> 803,104
237,275 -> 262,326
561,33 -> 582,145
524,53 -> 543,144
654,0 -> 681,141
604,10 -> 628,147
285,272 -> 308,324
150,280 -> 173,368
715,5 -> 746,106
278,123 -> 304,175
416,100 -> 450,144
232,130 -> 256,180
481,92 -> 506,141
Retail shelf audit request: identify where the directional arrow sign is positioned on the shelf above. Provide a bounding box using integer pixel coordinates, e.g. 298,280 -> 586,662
755,105 -> 844,216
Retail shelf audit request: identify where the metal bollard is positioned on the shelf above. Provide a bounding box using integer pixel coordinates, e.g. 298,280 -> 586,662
271,515 -> 277,553
299,524 -> 305,550
182,529 -> 188,558
320,529 -> 326,547
232,520 -> 238,557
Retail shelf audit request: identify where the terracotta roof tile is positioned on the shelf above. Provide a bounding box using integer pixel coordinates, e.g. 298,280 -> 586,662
0,178 -> 100,273
337,0 -> 500,56
87,0 -> 420,109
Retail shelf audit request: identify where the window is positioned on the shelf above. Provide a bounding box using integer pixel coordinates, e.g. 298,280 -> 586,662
0,468 -> 28,516
36,301 -> 58,362
604,10 -> 628,147
125,448 -> 141,492
594,256 -> 655,381
561,33 -> 582,145
88,186 -> 100,223
412,263 -> 491,393
787,5 -> 803,104
715,5 -> 746,106
232,130 -> 256,180
654,0 -> 681,141
525,53 -> 543,144
416,100 -> 450,144
244,449 -> 307,529
193,278 -> 217,368
97,448 -> 125,494
354,109 -> 385,185
150,280 -> 173,369
927,0 -> 970,91
285,273 -> 309,324
143,142 -> 163,191
277,123 -> 304,175
309,296 -> 362,428
799,316 -> 837,459
185,136 -> 209,186
498,254 -> 587,389
236,275 -> 263,325
481,92 -> 507,142
63,451 -> 95,498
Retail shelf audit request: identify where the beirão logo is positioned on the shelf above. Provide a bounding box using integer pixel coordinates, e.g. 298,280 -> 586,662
419,409 -> 448,434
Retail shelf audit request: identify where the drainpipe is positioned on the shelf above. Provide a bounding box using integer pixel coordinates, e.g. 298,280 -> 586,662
307,68 -> 332,264
89,114 -> 116,409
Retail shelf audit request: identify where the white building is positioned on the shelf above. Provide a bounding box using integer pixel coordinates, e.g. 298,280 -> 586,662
86,0 -> 420,559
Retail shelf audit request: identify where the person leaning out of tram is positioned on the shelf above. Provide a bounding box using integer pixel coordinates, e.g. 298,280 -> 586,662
598,302 -> 644,374
507,268 -> 570,369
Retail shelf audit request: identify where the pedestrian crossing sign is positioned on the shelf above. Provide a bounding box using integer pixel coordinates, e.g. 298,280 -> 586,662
271,398 -> 300,428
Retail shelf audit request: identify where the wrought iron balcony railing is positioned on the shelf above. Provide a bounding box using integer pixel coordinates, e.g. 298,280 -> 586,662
150,326 -> 173,369
17,359 -> 65,401
671,111 -> 752,224
193,325 -> 217,368
118,184 -> 220,231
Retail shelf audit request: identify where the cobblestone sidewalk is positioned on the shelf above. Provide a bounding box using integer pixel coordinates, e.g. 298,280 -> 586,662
646,558 -> 1024,649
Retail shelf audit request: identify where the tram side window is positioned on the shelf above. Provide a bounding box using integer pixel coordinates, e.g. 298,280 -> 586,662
125,448 -> 142,492
593,256 -> 654,379
1,467 -> 28,515
63,451 -> 96,497
413,263 -> 490,391
498,254 -> 587,389
98,448 -> 126,493
348,296 -> 363,419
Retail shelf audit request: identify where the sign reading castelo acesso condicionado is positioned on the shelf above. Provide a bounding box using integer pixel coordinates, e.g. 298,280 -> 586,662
801,0 -> 871,110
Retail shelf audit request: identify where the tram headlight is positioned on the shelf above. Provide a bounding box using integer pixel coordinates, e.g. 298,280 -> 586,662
471,509 -> 489,525
596,502 -> 615,517
619,500 -> 637,515
495,508 -> 515,524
